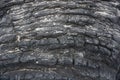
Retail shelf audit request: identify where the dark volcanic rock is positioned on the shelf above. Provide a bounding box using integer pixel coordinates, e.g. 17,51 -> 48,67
0,0 -> 120,80
0,34 -> 16,43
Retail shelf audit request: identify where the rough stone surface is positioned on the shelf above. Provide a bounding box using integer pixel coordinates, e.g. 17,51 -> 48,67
0,0 -> 120,80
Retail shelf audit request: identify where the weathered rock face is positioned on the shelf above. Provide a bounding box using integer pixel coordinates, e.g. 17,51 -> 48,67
0,0 -> 120,80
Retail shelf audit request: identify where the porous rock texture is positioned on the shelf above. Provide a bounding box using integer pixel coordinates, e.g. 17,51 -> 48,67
0,0 -> 120,80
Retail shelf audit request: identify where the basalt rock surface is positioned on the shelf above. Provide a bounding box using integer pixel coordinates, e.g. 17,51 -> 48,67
0,0 -> 120,80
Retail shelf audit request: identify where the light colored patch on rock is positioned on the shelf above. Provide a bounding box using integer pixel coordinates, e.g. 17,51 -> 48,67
76,52 -> 84,58
95,11 -> 110,16
35,27 -> 45,31
64,25 -> 72,28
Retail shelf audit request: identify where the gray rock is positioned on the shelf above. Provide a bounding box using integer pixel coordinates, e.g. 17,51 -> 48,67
0,34 -> 16,43
58,57 -> 73,65
0,0 -> 120,80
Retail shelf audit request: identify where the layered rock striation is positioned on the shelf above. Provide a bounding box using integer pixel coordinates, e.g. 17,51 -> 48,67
0,0 -> 120,80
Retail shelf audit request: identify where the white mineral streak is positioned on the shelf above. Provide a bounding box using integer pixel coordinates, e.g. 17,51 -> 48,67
86,25 -> 98,31
77,52 -> 84,58
35,27 -> 45,31
17,35 -> 21,42
64,25 -> 72,28
41,18 -> 52,22
55,30 -> 63,33
8,50 -> 14,53
40,54 -> 54,59
95,11 -> 110,16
